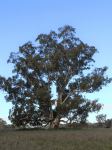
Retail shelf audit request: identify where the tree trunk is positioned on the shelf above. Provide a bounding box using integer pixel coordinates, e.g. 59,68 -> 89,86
50,117 -> 60,128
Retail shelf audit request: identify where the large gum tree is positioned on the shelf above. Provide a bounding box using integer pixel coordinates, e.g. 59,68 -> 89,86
0,25 -> 111,128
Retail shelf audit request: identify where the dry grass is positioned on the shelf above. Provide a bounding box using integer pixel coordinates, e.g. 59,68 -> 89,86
0,128 -> 112,150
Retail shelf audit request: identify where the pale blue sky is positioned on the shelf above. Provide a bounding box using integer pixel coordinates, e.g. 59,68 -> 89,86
0,0 -> 112,123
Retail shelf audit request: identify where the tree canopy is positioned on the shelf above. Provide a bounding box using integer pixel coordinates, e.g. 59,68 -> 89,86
0,25 -> 111,128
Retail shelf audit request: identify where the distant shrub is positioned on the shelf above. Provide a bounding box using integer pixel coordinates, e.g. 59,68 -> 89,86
0,118 -> 7,129
105,119 -> 112,128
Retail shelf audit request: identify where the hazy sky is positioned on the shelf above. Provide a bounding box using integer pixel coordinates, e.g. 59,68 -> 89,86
0,0 -> 112,123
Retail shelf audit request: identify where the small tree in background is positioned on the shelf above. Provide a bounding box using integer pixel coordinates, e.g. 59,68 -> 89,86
105,119 -> 112,128
0,25 -> 111,128
96,114 -> 107,127
0,118 -> 7,128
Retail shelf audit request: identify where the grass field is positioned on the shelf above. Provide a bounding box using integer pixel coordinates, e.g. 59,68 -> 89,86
0,128 -> 112,150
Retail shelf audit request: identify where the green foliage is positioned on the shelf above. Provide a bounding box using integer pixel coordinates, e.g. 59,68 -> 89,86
0,25 -> 111,127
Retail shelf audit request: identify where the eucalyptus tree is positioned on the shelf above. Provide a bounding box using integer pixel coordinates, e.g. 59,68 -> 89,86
0,25 -> 111,128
